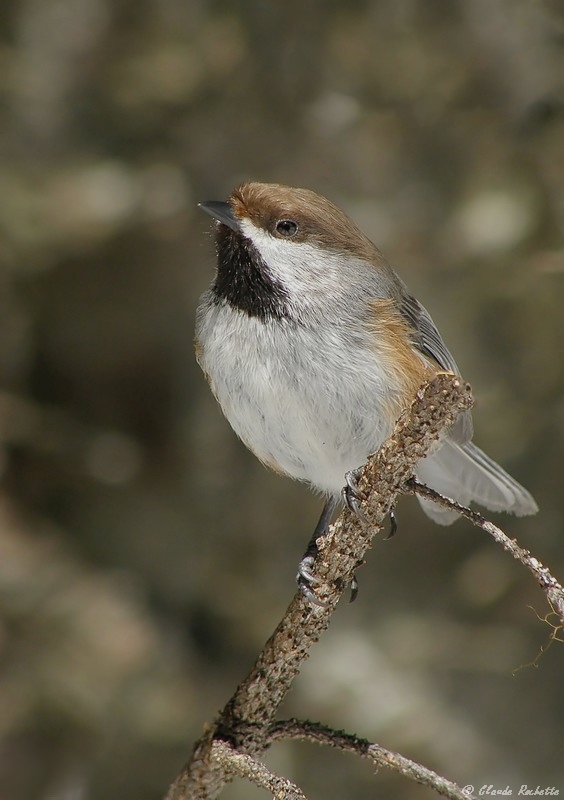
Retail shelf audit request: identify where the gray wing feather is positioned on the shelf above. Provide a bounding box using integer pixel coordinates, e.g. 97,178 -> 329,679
400,293 -> 460,373
399,292 -> 474,444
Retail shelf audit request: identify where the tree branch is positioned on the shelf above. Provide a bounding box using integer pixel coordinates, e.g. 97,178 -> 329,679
165,373 -> 474,800
211,739 -> 308,800
165,372 -> 561,799
270,719 -> 476,800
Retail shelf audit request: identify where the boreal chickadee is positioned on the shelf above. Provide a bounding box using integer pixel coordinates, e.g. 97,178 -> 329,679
195,182 -> 537,594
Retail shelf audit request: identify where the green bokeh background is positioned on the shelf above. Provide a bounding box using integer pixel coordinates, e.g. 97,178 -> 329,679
0,1 -> 563,799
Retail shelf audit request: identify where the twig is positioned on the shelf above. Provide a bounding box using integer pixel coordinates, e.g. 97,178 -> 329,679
211,740 -> 308,800
407,479 -> 564,626
270,719 -> 476,800
165,373 -> 474,800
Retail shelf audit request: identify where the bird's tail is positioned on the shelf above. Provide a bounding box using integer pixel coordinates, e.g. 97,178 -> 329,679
415,440 -> 538,525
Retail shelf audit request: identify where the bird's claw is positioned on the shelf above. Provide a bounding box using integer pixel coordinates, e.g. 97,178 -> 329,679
349,574 -> 359,603
342,468 -> 367,519
385,509 -> 398,539
296,555 -> 329,607
343,470 -> 398,539
296,487 -> 369,605
297,554 -> 359,606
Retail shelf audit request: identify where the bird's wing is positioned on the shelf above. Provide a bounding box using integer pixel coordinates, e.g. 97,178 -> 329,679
399,293 -> 460,373
399,292 -> 474,444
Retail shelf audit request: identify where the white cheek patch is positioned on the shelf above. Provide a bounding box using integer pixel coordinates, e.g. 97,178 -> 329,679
238,218 -> 345,301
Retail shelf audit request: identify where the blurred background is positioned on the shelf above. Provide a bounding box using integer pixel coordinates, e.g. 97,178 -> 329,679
0,1 -> 563,798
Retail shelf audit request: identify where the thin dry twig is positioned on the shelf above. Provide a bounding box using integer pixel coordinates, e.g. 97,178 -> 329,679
407,479 -> 564,626
212,740 -> 308,800
165,373 -> 474,800
270,719 -> 477,800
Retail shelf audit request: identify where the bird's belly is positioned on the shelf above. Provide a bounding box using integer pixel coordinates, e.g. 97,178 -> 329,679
217,372 -> 390,494
197,306 -> 400,495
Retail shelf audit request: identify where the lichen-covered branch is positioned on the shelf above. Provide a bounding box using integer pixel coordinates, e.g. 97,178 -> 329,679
165,373 -> 474,800
211,740 -> 308,800
270,719 -> 477,800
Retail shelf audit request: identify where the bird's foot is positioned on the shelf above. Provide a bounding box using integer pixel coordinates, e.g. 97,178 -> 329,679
341,467 -> 367,519
297,551 -> 359,605
295,491 -> 368,605
296,551 -> 328,607
344,469 -> 398,539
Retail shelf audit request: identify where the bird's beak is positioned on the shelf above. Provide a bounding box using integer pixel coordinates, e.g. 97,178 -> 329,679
198,200 -> 240,232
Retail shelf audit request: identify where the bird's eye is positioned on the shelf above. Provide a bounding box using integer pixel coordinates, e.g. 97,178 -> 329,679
275,219 -> 298,237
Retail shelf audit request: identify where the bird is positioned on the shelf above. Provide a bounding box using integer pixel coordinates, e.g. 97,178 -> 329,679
195,182 -> 538,595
